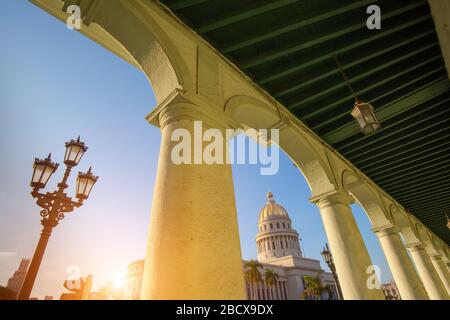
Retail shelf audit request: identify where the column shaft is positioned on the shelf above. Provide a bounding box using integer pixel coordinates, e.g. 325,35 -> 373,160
429,254 -> 450,296
407,244 -> 449,300
141,103 -> 246,299
374,226 -> 429,299
313,191 -> 384,300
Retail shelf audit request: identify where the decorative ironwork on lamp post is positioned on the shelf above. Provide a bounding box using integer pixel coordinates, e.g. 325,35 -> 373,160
321,243 -> 344,300
17,137 -> 98,300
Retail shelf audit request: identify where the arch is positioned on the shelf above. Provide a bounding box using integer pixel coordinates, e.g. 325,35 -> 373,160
224,95 -> 335,197
390,206 -> 421,245
341,170 -> 391,228
61,0 -> 194,103
416,224 -> 440,255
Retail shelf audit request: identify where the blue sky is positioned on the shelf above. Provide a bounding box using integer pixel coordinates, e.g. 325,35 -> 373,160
0,0 -> 391,298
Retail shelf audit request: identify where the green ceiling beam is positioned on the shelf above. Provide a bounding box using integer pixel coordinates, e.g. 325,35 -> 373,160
278,43 -> 437,100
408,202 -> 450,213
363,144 -> 450,177
415,214 -> 448,222
379,166 -> 450,189
364,144 -> 450,177
241,5 -> 427,69
390,183 -> 450,201
295,57 -> 443,115
400,198 -> 450,213
272,30 -> 434,97
372,162 -> 450,185
346,127 -> 449,166
410,207 -> 450,218
364,143 -> 450,176
222,0 -> 378,53
386,173 -> 450,195
317,72 -> 446,139
397,189 -> 450,206
349,115 -> 449,166
259,21 -> 432,85
309,67 -> 444,133
197,0 -> 300,33
370,154 -> 450,181
351,130 -> 450,170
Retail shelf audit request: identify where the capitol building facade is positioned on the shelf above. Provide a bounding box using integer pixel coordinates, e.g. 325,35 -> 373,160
125,193 -> 339,300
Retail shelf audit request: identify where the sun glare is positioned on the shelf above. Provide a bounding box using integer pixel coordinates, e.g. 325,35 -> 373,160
112,273 -> 126,288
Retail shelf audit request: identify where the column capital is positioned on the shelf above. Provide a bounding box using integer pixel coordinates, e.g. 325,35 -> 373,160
405,241 -> 426,252
428,253 -> 443,262
146,89 -> 234,130
310,190 -> 353,209
372,224 -> 400,238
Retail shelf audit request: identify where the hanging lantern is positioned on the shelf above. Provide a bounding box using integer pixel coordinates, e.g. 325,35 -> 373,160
351,101 -> 381,135
334,55 -> 381,135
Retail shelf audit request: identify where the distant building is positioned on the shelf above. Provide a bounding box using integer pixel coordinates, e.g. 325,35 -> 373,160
44,296 -> 54,300
124,259 -> 145,300
246,192 -> 338,300
124,193 -> 339,300
381,281 -> 401,300
6,258 -> 30,297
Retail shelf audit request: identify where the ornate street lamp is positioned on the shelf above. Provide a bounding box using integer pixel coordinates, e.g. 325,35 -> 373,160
17,137 -> 98,300
321,243 -> 344,300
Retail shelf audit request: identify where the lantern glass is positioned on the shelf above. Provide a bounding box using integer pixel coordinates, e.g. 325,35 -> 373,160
31,155 -> 59,189
76,167 -> 98,200
351,101 -> 380,135
64,137 -> 88,166
321,250 -> 332,264
321,243 -> 333,264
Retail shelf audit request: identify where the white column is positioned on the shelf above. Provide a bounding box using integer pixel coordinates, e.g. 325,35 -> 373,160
373,225 -> 429,299
429,253 -> 450,296
312,191 -> 385,300
280,281 -> 286,300
141,102 -> 246,299
406,243 -> 449,300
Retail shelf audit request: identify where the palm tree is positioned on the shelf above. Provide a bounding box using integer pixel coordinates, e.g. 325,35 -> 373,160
244,259 -> 262,299
264,269 -> 279,300
302,271 -> 327,300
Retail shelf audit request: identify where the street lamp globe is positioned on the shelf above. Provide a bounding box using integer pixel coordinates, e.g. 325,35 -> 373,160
351,101 -> 381,135
64,136 -> 88,166
30,154 -> 59,189
76,167 -> 98,200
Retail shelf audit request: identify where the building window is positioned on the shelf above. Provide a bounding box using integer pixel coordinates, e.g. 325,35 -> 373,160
283,223 -> 286,228
280,241 -> 283,249
272,242 -> 275,250
277,222 -> 280,228
270,223 -> 273,230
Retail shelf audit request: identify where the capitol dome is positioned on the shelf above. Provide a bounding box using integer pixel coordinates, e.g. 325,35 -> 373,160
256,192 -> 302,262
258,192 -> 291,222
